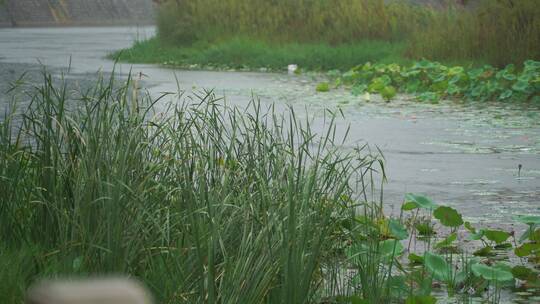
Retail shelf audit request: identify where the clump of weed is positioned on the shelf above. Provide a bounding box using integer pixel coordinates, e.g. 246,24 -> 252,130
0,71 -> 385,303
316,82 -> 330,92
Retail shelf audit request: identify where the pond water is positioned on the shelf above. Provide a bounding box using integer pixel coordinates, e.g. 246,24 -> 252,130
0,26 -> 539,230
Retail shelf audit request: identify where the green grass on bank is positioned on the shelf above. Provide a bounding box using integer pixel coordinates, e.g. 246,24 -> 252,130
113,37 -> 408,71
114,38 -> 539,103
152,0 -> 539,68
114,0 -> 539,83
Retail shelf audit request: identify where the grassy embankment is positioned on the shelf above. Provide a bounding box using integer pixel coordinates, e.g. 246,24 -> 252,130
116,0 -> 539,70
2,73 -> 540,304
119,37 -> 408,72
114,0 -> 540,102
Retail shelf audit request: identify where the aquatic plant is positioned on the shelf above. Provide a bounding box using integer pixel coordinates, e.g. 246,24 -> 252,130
334,60 -> 540,102
400,195 -> 540,303
316,82 -> 330,92
329,191 -> 539,302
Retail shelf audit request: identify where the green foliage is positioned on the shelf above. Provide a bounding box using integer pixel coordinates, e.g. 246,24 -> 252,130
512,266 -> 538,282
337,60 -> 540,103
155,0 -> 539,67
316,82 -> 330,92
401,193 -> 532,298
156,0 -> 414,46
512,215 -> 540,267
0,72 -> 386,304
345,214 -> 409,302
433,206 -> 463,228
389,219 -> 408,240
403,193 -> 437,210
122,0 -> 540,104
0,247 -> 35,303
434,232 -> 457,249
473,246 -> 495,257
471,263 -> 513,282
380,86 -> 397,102
424,252 -> 452,282
405,295 -> 437,304
464,221 -> 476,233
516,242 -> 540,257
398,194 -> 540,301
415,223 -> 435,237
483,230 -> 511,245
113,37 -> 407,72
379,239 -> 404,259
408,253 -> 424,265
2,73 -> 538,302
511,240 -> 540,286
408,0 -> 540,67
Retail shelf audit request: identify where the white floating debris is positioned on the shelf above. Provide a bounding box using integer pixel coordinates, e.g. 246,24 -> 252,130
363,92 -> 371,102
287,64 -> 298,74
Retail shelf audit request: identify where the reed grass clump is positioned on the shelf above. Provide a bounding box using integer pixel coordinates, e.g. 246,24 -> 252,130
157,0 -> 431,45
0,72 -> 386,303
407,0 -> 540,67
151,0 -> 539,68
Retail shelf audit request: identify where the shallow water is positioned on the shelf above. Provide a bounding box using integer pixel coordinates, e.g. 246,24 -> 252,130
0,26 -> 539,230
